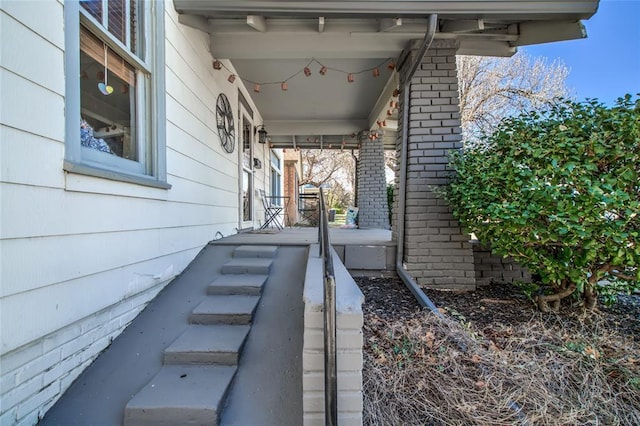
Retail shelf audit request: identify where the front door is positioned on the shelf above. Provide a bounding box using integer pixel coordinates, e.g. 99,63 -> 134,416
239,111 -> 254,229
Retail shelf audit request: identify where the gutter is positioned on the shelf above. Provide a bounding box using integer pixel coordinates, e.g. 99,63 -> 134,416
395,14 -> 442,316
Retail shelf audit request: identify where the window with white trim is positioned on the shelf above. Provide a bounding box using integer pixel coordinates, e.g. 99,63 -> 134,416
270,150 -> 282,205
64,0 -> 168,188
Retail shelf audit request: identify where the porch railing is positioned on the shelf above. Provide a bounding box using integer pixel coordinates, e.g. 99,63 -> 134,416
317,189 -> 337,426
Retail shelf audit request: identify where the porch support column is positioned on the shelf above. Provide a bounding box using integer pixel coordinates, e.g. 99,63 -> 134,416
356,133 -> 389,229
398,39 -> 476,289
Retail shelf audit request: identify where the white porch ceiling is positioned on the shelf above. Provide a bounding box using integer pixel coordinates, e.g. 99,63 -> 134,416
173,0 -> 598,150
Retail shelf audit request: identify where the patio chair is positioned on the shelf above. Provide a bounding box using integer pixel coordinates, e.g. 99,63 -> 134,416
259,189 -> 284,230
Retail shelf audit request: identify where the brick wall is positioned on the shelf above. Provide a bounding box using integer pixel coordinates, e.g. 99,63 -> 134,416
472,244 -> 532,286
284,158 -> 299,226
302,246 -> 364,426
356,135 -> 389,229
0,283 -> 165,425
397,40 -> 476,290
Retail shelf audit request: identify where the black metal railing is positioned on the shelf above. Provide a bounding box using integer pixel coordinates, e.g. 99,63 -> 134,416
318,189 -> 337,426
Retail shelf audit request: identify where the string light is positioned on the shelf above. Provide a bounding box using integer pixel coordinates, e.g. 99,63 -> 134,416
209,56 -> 396,92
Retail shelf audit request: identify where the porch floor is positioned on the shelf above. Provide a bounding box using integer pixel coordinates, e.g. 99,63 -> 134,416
213,227 -> 394,246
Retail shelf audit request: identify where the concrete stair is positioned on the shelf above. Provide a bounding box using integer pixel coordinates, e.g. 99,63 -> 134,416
163,325 -> 251,365
221,257 -> 273,275
207,274 -> 267,296
124,245 -> 278,426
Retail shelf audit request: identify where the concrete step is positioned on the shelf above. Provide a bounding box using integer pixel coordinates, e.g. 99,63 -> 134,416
221,258 -> 273,275
233,245 -> 278,258
164,325 -> 250,365
207,274 -> 268,296
190,295 -> 260,325
124,365 -> 236,426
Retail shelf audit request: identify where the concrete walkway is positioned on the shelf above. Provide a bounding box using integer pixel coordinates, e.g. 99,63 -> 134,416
42,244 -> 307,425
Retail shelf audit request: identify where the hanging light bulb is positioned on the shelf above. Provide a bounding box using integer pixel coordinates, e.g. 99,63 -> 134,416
387,61 -> 396,70
304,67 -> 312,76
377,120 -> 382,127
387,109 -> 393,116
382,120 -> 387,127
372,67 -> 380,77
281,82 -> 288,91
228,74 -> 236,83
213,60 -> 222,70
254,83 -> 261,93
393,88 -> 400,97
347,73 -> 355,83
319,66 -> 328,75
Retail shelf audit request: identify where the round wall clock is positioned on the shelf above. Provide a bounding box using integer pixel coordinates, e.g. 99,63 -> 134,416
216,93 -> 235,153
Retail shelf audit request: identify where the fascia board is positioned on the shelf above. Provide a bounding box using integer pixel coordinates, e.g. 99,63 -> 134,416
174,0 -> 599,20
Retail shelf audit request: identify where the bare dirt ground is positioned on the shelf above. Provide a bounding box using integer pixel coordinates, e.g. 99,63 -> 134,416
355,277 -> 640,425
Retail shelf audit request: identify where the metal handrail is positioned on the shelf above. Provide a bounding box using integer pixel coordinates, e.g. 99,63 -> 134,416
318,189 -> 337,426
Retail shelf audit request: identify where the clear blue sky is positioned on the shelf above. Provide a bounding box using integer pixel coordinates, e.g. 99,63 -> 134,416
522,0 -> 640,105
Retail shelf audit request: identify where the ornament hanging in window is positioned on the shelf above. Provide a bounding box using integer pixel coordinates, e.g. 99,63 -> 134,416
97,44 -> 114,95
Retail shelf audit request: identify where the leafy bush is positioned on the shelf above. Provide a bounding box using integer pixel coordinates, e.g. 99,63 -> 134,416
444,95 -> 640,311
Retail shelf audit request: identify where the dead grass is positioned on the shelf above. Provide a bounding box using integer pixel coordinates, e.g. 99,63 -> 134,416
363,310 -> 640,425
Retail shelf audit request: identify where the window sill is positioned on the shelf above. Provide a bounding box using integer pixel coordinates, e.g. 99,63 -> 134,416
64,160 -> 171,190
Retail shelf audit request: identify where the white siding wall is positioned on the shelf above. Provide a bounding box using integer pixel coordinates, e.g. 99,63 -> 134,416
0,2 -> 269,424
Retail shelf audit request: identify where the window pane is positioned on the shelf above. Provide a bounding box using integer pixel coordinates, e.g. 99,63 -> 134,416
243,124 -> 251,169
80,0 -> 102,22
80,48 -> 137,161
130,0 -> 139,55
270,151 -> 280,169
108,0 -> 126,45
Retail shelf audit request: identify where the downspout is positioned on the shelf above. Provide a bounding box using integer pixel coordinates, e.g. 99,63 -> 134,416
395,14 -> 442,315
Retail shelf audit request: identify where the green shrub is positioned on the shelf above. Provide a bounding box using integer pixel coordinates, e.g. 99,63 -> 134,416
444,95 -> 640,311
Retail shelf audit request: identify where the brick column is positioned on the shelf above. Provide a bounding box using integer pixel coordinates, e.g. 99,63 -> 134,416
356,134 -> 389,229
397,40 -> 476,290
